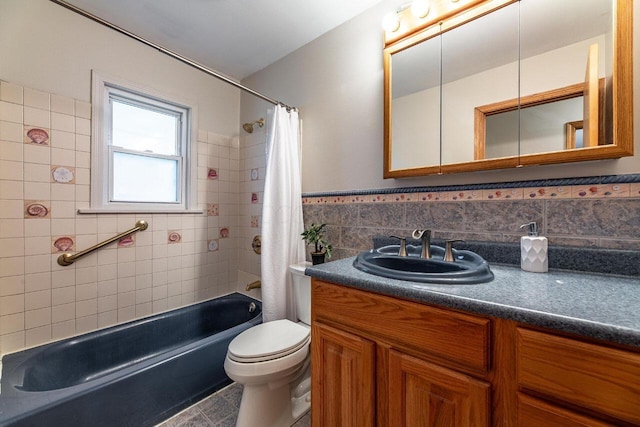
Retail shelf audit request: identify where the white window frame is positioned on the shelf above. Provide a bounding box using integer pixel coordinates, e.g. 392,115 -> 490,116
86,71 -> 199,213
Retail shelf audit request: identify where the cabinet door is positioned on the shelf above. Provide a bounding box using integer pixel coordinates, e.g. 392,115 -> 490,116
311,322 -> 375,427
388,350 -> 490,426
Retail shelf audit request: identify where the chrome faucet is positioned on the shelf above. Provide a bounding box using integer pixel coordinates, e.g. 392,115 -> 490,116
390,236 -> 408,256
412,229 -> 432,259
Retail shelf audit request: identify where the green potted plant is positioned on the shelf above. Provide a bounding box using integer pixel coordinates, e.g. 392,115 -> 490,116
301,223 -> 333,265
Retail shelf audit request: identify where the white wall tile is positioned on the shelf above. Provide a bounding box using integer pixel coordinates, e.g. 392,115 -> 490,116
0,82 -> 23,104
1,294 -> 24,315
0,122 -> 22,144
25,289 -> 50,311
0,256 -> 24,277
25,307 -> 50,329
51,218 -> 75,235
51,183 -> 76,201
52,302 -> 75,324
0,141 -> 24,162
0,330 -> 25,354
75,100 -> 91,119
24,182 -> 50,200
97,310 -> 117,328
24,107 -> 50,128
0,275 -> 25,296
24,163 -> 50,182
0,200 -> 23,218
24,272 -> 50,293
51,94 -> 75,115
25,325 -> 51,347
52,319 -> 76,340
76,299 -> 97,317
0,101 -> 23,123
51,130 -> 75,150
50,112 -> 74,132
24,219 -> 50,238
24,145 -> 50,165
76,315 -> 97,333
25,236 -> 51,255
23,88 -> 49,110
0,160 -> 22,181
51,148 -> 75,166
0,180 -> 23,200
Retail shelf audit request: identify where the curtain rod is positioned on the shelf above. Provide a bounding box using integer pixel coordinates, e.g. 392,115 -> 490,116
49,0 -> 294,111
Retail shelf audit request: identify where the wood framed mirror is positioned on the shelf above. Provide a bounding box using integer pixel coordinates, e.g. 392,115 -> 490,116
383,0 -> 633,178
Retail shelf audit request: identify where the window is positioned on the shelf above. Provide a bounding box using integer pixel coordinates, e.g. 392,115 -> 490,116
89,72 -> 196,212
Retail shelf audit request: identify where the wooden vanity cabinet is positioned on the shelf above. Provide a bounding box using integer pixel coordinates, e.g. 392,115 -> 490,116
311,279 -> 491,426
311,279 -> 640,426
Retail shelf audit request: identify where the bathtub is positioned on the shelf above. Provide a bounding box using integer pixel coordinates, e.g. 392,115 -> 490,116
0,292 -> 262,427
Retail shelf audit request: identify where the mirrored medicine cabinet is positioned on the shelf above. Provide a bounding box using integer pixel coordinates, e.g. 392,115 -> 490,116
383,0 -> 633,178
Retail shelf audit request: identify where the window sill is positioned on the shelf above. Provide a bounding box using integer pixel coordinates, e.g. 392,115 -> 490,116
77,208 -> 205,215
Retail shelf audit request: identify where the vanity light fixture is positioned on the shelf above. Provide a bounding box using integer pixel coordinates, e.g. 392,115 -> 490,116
382,0 -> 431,32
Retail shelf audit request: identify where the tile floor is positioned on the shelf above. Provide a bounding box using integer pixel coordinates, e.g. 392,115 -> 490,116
157,383 -> 311,427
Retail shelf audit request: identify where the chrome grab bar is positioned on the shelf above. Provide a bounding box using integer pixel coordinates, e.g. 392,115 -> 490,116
57,220 -> 148,266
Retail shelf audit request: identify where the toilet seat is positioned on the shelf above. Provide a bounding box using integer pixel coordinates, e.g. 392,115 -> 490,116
228,319 -> 311,363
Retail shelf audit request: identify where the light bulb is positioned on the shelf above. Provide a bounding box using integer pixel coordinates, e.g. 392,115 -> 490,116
382,11 -> 401,32
411,0 -> 430,18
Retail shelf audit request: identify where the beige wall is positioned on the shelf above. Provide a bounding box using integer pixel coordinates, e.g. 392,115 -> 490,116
242,0 -> 640,193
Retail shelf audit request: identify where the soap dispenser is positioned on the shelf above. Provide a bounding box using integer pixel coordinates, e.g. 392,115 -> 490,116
519,222 -> 548,273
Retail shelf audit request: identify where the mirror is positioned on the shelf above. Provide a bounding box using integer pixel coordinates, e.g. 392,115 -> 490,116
383,0 -> 633,178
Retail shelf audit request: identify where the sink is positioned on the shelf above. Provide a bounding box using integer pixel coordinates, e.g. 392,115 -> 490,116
353,245 -> 494,285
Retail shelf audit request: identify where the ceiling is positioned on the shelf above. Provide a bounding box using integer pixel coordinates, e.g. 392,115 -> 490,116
60,0 -> 386,81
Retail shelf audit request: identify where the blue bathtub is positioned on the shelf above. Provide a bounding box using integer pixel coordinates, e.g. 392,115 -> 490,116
0,292 -> 262,426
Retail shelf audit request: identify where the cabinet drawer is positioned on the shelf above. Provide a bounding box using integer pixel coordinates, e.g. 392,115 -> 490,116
517,328 -> 640,425
312,280 -> 491,373
517,393 -> 615,427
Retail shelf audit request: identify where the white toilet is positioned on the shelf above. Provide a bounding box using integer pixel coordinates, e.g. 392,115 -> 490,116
224,262 -> 312,427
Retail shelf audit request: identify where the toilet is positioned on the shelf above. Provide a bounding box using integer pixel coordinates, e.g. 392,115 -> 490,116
224,262 -> 312,427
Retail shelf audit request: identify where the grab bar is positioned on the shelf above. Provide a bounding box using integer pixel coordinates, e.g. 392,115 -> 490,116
57,220 -> 149,266
246,280 -> 262,291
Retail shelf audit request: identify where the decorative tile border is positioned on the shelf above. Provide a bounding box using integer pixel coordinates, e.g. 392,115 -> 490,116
302,174 -> 640,204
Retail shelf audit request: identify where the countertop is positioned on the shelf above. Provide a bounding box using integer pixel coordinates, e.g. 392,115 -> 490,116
306,257 -> 640,347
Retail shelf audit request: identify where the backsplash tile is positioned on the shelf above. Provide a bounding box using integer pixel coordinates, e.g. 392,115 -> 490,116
302,177 -> 640,259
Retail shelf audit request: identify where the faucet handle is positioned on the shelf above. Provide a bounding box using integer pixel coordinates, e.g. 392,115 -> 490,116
390,235 -> 408,257
444,239 -> 465,262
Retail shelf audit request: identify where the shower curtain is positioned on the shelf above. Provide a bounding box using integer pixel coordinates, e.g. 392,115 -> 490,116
261,105 -> 306,322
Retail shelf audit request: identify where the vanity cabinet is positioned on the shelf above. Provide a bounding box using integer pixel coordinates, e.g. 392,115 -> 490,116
311,279 -> 640,426
311,280 -> 491,426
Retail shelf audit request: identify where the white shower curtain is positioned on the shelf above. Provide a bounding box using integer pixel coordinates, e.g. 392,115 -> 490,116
261,105 -> 306,322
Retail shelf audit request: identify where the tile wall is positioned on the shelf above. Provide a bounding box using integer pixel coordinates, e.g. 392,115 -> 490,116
302,184 -> 640,260
0,80 -> 262,355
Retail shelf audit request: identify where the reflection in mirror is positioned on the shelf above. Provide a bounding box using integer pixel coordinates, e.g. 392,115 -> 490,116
476,80 -> 604,159
441,3 -> 519,165
390,33 -> 441,171
566,121 -> 584,149
519,0 -> 613,148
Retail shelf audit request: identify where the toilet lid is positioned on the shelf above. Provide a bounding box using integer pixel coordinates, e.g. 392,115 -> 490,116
228,319 -> 310,363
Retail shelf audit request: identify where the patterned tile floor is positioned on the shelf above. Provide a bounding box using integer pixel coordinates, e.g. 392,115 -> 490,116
156,383 -> 310,427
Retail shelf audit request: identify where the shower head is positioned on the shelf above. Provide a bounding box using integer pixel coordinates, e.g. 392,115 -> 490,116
242,118 -> 265,134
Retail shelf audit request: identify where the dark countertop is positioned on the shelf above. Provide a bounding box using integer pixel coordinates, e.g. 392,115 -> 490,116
306,257 -> 640,347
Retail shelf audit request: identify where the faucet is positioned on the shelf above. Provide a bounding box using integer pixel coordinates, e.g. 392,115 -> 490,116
412,229 -> 432,259
390,236 -> 408,256
246,280 -> 261,291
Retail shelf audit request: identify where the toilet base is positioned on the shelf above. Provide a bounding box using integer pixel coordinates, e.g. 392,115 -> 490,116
235,364 -> 310,427
235,384 -> 309,427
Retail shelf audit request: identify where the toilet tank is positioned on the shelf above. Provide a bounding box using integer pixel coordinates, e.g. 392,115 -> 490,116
289,262 -> 311,325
